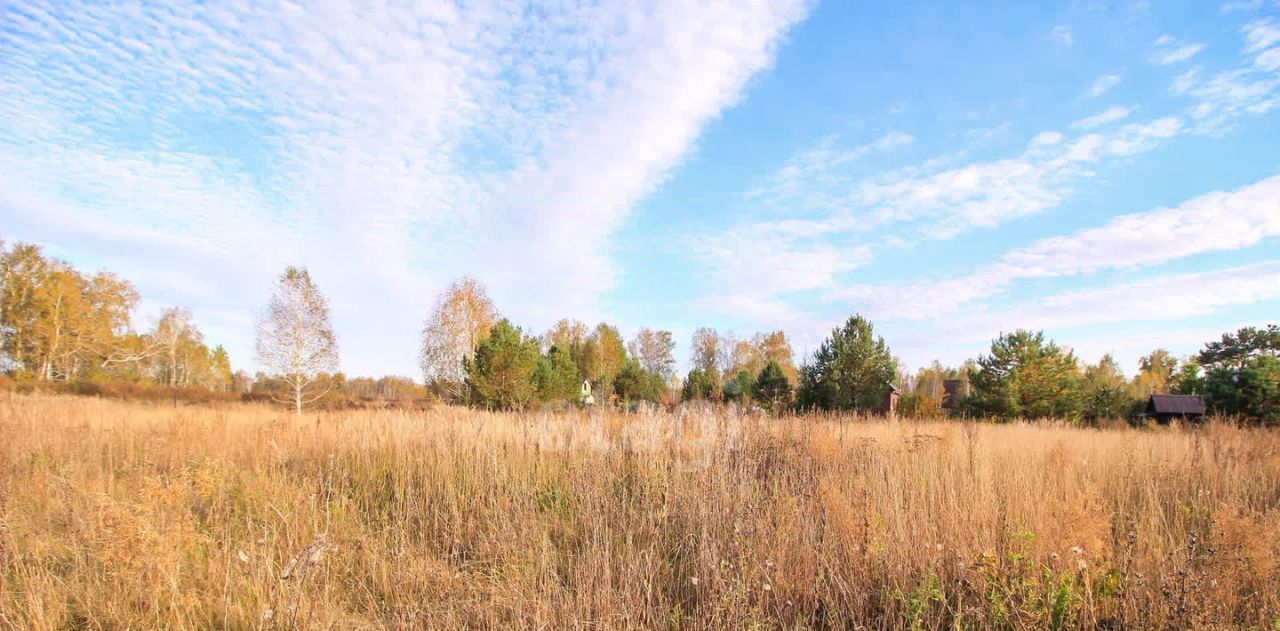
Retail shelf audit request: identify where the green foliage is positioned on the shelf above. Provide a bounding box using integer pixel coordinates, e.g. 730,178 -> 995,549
905,572 -> 945,631
535,344 -> 581,403
1171,360 -> 1203,395
0,242 -> 140,381
0,240 -> 240,391
1198,324 -> 1280,368
681,367 -> 714,401
965,330 -> 1082,420
1081,354 -> 1140,422
796,314 -> 897,412
723,369 -> 754,404
612,359 -> 664,404
753,360 -> 792,412
210,345 -> 233,390
1192,324 -> 1280,425
580,323 -> 628,389
1134,348 -> 1178,396
465,319 -> 541,410
1203,355 -> 1280,425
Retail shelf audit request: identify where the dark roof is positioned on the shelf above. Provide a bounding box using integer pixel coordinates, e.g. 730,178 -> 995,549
1147,394 -> 1206,415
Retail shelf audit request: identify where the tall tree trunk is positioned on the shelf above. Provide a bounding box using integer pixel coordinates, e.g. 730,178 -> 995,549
295,381 -> 303,416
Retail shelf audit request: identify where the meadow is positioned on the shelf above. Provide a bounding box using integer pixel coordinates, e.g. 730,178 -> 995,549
1,394 -> 1278,629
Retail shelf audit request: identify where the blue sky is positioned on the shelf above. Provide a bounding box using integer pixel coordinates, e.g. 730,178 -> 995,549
2,0 -> 1278,378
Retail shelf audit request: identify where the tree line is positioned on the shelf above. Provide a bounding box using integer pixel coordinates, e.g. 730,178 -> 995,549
414,277 -> 800,412
3,239 -> 1275,423
0,241 -> 232,390
412,277 -> 1277,424
894,327 -> 1279,425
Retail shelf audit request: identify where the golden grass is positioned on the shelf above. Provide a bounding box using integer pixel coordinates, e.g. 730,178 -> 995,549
2,394 -> 1279,629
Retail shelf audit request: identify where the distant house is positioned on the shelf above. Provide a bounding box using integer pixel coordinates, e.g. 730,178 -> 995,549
1140,394 -> 1206,424
879,383 -> 900,417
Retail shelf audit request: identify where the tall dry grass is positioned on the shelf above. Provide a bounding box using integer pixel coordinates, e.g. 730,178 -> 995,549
1,393 -> 1278,629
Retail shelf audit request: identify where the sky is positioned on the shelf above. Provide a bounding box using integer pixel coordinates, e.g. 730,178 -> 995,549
2,0 -> 1279,379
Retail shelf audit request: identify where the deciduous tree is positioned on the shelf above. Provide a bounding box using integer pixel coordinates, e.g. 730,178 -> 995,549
155,307 -> 199,387
581,323 -> 627,392
628,327 -> 676,378
1082,354 -> 1139,421
1134,349 -> 1178,396
543,318 -> 588,354
690,327 -> 724,398
0,243 -> 138,381
419,277 -> 500,402
754,330 -> 798,385
255,266 -> 339,415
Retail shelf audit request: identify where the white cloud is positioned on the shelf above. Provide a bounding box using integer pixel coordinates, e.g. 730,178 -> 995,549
1221,0 -> 1267,12
685,219 -> 872,324
688,110 -> 1188,322
1029,131 -> 1065,147
1069,105 -> 1137,129
1048,25 -> 1074,48
826,173 -> 1280,321
889,262 -> 1280,370
0,0 -> 810,375
1150,35 -> 1206,65
1171,20 -> 1280,132
1082,73 -> 1122,99
744,130 -> 914,211
691,16 -> 1280,327
1033,263 -> 1280,323
1244,17 -> 1280,52
1000,175 -> 1280,277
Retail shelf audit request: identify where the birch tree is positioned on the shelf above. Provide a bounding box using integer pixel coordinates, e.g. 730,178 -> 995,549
628,327 -> 676,378
419,277 -> 499,402
155,307 -> 197,387
256,266 -> 339,414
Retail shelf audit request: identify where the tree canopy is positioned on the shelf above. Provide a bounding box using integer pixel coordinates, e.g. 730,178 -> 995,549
628,327 -> 676,378
1198,324 -> 1280,368
754,360 -> 792,413
796,315 -> 897,412
964,330 -> 1081,420
255,266 -> 339,415
465,319 -> 541,410
419,277 -> 500,402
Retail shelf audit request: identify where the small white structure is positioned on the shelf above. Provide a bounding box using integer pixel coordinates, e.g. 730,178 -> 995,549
580,379 -> 595,406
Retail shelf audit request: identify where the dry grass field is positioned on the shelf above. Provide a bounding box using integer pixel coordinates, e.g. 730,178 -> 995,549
1,394 -> 1279,629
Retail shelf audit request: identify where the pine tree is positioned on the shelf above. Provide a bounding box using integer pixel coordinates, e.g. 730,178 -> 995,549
796,315 -> 896,412
465,320 -> 540,410
754,360 -> 792,412
965,330 -> 1081,420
